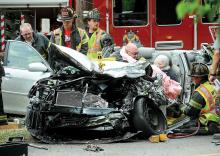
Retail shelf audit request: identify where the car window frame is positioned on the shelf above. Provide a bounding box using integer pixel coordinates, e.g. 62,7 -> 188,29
3,40 -> 52,72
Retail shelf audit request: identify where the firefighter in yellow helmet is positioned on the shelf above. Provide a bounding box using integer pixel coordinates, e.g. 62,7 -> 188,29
50,7 -> 89,55
86,8 -> 113,59
184,62 -> 220,134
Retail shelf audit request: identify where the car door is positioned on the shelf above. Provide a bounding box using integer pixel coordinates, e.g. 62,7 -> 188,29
178,52 -> 194,104
2,40 -> 52,115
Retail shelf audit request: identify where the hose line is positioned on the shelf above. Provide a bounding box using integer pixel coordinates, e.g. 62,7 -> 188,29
167,120 -> 200,139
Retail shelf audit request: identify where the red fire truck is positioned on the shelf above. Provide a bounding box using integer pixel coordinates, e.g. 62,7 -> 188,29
75,0 -> 219,50
0,0 -> 218,50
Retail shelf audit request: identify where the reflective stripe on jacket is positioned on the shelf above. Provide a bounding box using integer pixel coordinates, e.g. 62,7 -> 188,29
52,26 -> 89,55
87,28 -> 105,59
195,81 -> 217,114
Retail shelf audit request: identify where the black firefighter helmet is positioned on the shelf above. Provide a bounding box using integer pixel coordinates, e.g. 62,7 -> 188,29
57,7 -> 77,22
87,8 -> 100,21
189,62 -> 209,77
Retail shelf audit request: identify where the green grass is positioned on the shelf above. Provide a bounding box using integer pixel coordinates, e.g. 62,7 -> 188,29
0,128 -> 31,144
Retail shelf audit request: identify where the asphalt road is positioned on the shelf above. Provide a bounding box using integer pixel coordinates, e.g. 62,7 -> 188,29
28,135 -> 220,156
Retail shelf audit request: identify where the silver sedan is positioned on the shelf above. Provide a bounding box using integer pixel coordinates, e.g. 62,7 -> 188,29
2,40 -> 52,115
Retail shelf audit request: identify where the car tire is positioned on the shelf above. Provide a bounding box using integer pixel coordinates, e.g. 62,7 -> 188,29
133,97 -> 167,138
26,105 -> 44,139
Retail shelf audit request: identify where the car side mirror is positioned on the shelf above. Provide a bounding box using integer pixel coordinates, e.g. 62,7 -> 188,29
28,62 -> 48,72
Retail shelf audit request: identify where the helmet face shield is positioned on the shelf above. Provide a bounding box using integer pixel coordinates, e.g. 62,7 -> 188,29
189,62 -> 209,77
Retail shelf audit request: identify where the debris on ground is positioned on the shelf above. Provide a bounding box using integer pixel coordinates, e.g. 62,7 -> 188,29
83,144 -> 104,152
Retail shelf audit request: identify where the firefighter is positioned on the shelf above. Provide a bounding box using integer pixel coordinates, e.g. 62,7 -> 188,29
122,30 -> 142,48
86,8 -> 113,59
50,7 -> 89,55
184,62 -> 220,134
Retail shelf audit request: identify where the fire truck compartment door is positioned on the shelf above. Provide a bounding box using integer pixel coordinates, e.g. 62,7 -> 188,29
0,0 -> 69,8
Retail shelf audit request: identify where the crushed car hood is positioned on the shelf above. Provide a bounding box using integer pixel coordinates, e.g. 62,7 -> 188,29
92,60 -> 150,78
54,45 -> 95,72
55,44 -> 150,78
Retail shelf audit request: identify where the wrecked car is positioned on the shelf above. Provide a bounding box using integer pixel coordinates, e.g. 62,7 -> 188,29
26,49 -> 166,140
2,40 -> 211,141
25,43 -> 211,141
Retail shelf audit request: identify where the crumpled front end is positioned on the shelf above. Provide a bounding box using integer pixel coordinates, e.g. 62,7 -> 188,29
26,103 -> 129,140
26,77 -> 130,141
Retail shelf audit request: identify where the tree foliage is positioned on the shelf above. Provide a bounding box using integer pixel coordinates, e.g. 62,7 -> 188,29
176,0 -> 220,38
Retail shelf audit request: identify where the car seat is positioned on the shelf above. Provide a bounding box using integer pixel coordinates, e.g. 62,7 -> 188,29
138,47 -> 155,62
152,52 -> 181,83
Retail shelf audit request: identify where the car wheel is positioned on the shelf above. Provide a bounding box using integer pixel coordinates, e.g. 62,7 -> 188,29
133,97 -> 167,138
26,105 -> 44,139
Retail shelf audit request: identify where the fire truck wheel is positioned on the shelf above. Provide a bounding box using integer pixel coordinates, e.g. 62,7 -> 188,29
133,97 -> 167,138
